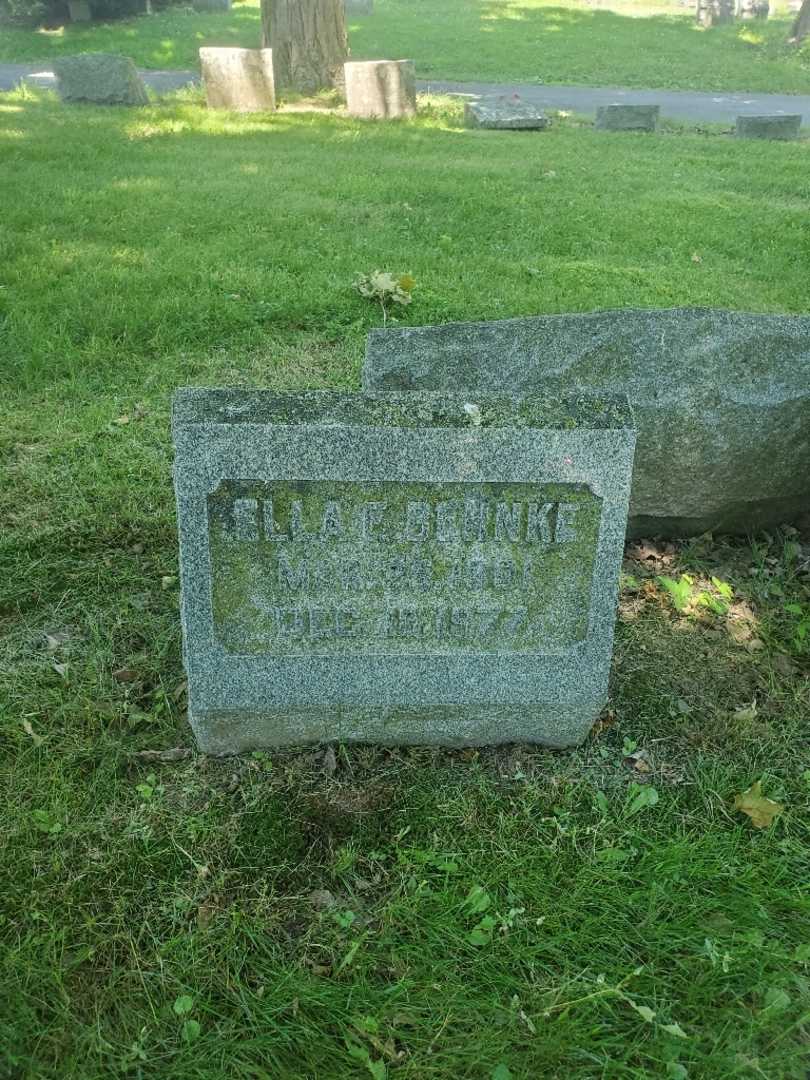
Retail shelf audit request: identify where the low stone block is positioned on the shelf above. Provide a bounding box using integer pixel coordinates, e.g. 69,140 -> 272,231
595,104 -> 659,132
53,53 -> 148,106
193,0 -> 232,10
465,99 -> 550,130
199,48 -> 275,112
345,59 -> 416,119
362,308 -> 810,538
172,388 -> 635,752
735,114 -> 801,140
345,0 -> 373,12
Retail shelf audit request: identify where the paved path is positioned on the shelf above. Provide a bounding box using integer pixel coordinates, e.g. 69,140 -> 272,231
421,79 -> 810,126
2,62 -> 809,125
0,61 -> 198,94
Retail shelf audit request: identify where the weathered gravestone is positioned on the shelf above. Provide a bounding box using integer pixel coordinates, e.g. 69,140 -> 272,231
345,0 -> 373,12
199,48 -> 276,112
53,53 -> 148,106
595,104 -> 659,132
362,308 -> 810,538
345,60 -> 416,119
67,0 -> 92,22
173,388 -> 635,753
465,99 -> 551,131
735,114 -> 801,140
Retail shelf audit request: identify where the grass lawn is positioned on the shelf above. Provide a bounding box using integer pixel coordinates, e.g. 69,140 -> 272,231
1,92 -> 810,1077
1,0 -> 810,93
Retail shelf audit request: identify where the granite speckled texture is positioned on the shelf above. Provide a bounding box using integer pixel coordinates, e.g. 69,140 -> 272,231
363,308 -> 810,537
595,104 -> 659,131
173,389 -> 635,753
735,114 -> 801,140
464,100 -> 551,130
53,53 -> 148,106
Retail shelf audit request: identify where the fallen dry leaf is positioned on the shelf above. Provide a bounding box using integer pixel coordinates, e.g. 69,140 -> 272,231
309,888 -> 337,911
21,718 -> 44,746
624,749 -> 652,774
113,667 -> 139,683
132,747 -> 192,763
734,781 -> 784,829
733,701 -> 758,723
44,629 -> 72,652
772,653 -> 798,677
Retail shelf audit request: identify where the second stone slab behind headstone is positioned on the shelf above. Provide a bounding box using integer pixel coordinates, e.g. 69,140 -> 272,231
362,308 -> 810,538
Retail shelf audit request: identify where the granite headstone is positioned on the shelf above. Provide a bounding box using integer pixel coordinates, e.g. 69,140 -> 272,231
595,104 -> 659,132
465,99 -> 551,131
735,114 -> 801,140
173,389 -> 635,753
53,53 -> 148,106
362,308 -> 810,537
199,48 -> 276,112
344,60 -> 416,119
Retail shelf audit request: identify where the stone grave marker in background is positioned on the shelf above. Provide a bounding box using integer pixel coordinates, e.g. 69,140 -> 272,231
199,48 -> 276,112
465,99 -> 551,131
345,0 -> 373,12
173,389 -> 635,753
53,54 -> 148,106
345,60 -> 416,119
595,104 -> 659,132
363,308 -> 810,538
67,0 -> 92,22
735,114 -> 801,140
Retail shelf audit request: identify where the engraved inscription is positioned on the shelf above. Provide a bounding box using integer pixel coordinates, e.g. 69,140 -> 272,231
207,481 -> 602,656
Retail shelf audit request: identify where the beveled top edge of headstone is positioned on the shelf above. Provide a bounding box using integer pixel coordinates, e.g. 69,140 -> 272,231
736,113 -> 802,121
172,388 -> 634,431
53,51 -> 133,65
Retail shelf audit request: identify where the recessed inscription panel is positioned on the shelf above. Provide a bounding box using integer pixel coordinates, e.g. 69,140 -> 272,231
208,480 -> 602,656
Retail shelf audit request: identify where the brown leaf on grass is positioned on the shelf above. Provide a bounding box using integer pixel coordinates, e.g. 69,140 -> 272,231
734,781 -> 784,829
196,901 -> 216,929
772,653 -> 798,677
733,701 -> 758,723
309,889 -> 337,911
44,629 -> 73,652
113,667 -> 139,683
132,747 -> 192,763
322,745 -> 337,775
624,749 -> 652,774
21,719 -> 44,746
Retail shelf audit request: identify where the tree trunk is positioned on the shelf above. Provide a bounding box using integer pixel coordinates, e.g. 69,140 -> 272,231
790,0 -> 810,40
261,0 -> 348,93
